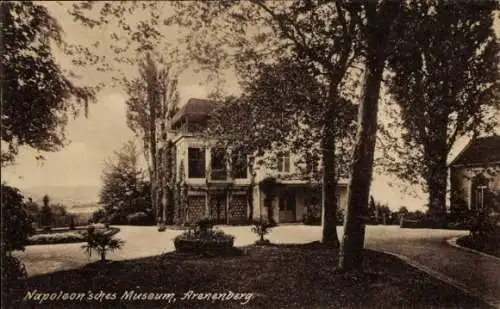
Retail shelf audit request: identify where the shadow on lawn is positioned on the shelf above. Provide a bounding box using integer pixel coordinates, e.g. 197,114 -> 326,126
19,242 -> 493,309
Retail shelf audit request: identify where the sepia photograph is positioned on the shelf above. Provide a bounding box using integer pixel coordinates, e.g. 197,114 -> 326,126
1,1 -> 500,308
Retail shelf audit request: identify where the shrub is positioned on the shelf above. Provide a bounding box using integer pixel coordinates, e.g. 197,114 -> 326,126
68,215 -> 76,230
336,208 -> 345,226
127,212 -> 154,226
28,231 -> 85,245
1,255 -> 27,308
174,228 -> 234,242
303,213 -> 321,225
82,227 -> 125,262
469,210 -> 500,238
1,185 -> 34,252
457,233 -> 500,258
196,217 -> 214,233
40,195 -> 53,228
90,209 -> 107,224
173,228 -> 235,255
251,219 -> 273,244
174,219 -> 234,254
106,212 -> 128,225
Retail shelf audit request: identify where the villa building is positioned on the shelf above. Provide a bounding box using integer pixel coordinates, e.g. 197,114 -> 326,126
154,98 -> 348,225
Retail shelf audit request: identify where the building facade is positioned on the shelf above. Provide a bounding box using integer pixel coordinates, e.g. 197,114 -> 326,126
449,135 -> 500,214
154,98 -> 348,225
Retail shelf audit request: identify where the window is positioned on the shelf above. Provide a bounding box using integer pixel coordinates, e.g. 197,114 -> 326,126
231,152 -> 248,179
277,153 -> 291,173
188,147 -> 205,178
211,148 -> 227,180
471,174 -> 490,210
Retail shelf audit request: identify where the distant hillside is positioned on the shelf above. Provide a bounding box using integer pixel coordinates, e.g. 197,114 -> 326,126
21,185 -> 101,213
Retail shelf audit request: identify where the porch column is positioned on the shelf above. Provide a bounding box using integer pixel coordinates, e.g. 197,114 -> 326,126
161,189 -> 167,222
226,191 -> 231,224
205,191 -> 209,217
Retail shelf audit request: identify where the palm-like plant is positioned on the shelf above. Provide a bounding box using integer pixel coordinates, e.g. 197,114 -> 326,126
82,228 -> 125,262
251,218 -> 273,245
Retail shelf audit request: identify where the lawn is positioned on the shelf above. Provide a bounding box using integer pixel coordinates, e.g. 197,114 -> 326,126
15,242 -> 491,309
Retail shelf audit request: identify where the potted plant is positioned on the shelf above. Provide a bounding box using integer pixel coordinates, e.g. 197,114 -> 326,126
173,218 -> 234,255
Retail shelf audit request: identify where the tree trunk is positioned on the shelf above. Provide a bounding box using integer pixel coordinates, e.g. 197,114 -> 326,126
338,57 -> 384,271
100,251 -> 106,262
426,141 -> 448,225
321,104 -> 339,247
247,165 -> 255,222
338,1 -> 400,271
149,130 -> 157,219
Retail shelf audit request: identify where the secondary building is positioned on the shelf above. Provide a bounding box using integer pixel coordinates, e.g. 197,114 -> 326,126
449,135 -> 500,214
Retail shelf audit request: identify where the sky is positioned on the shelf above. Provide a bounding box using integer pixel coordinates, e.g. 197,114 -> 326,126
2,2 -> 499,211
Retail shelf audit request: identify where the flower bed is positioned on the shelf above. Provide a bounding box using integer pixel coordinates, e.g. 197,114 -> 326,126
28,231 -> 85,245
28,227 -> 120,245
173,229 -> 235,255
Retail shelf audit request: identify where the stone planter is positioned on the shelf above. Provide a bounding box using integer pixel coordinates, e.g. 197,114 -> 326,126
173,238 -> 234,254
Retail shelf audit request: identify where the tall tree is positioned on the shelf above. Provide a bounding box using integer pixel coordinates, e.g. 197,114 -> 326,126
169,0 -> 361,247
99,141 -> 150,215
339,1 -> 402,271
69,1 -> 362,246
1,1 -> 96,165
123,53 -> 180,219
382,0 -> 499,221
40,195 -> 53,227
207,60 -> 356,224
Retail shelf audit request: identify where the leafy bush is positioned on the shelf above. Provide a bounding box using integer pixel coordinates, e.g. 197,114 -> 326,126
28,231 -> 85,245
174,229 -> 234,242
469,211 -> 500,237
457,233 -> 500,258
174,218 -> 235,255
303,213 -> 321,225
82,227 -> 125,262
127,211 -> 154,226
174,228 -> 235,255
1,255 -> 27,308
1,185 -> 34,252
196,217 -> 214,233
90,209 -> 107,224
69,215 -> 76,230
40,195 -> 53,228
336,208 -> 345,226
106,212 -> 128,225
251,219 -> 273,244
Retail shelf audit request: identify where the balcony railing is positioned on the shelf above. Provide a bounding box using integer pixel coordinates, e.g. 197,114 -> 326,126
210,169 -> 228,181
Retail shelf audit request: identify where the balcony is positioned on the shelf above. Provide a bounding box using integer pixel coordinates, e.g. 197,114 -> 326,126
210,169 -> 229,182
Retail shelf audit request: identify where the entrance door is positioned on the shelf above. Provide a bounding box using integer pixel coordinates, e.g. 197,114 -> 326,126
210,193 -> 227,224
279,191 -> 296,223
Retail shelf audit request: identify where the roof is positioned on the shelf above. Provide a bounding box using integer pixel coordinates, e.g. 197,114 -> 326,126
170,98 -> 218,126
450,135 -> 500,166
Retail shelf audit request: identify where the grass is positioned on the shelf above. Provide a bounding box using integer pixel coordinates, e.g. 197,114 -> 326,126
18,242 -> 491,309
